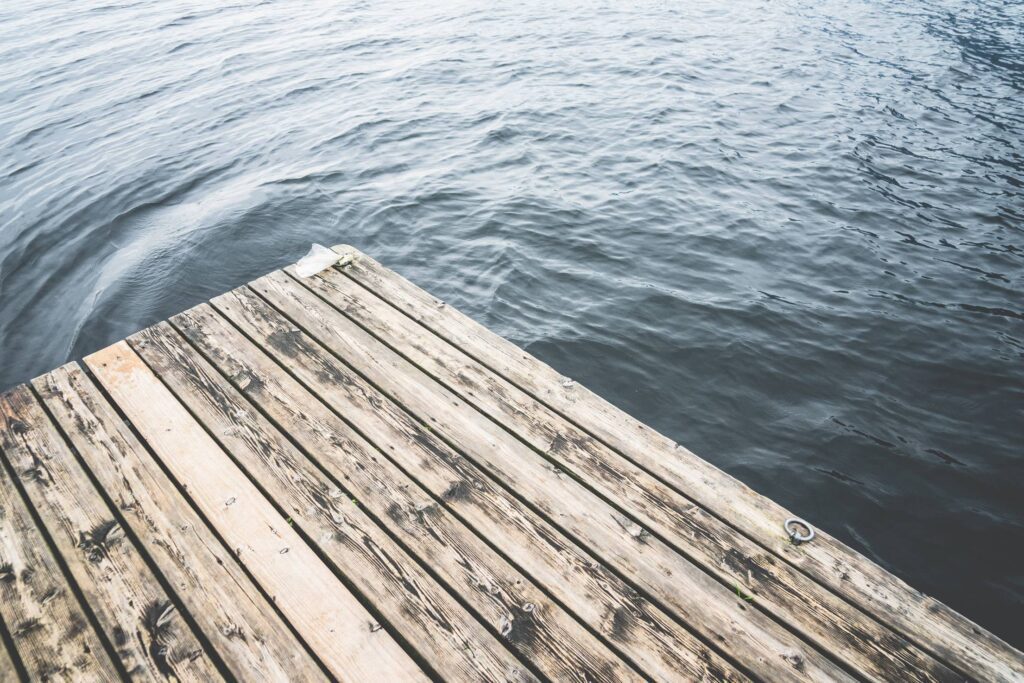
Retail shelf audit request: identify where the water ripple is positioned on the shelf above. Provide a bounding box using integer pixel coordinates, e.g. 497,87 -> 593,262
1,0 -> 1022,647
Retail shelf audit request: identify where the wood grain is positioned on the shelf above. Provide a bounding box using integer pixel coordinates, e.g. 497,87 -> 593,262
287,263 -> 959,682
132,320 -> 545,683
84,341 -> 426,683
206,283 -> 851,682
0,418 -> 120,681
161,301 -> 642,682
0,631 -> 16,680
215,278 -> 749,681
33,362 -> 328,682
0,385 -> 217,681
1,243 -> 1017,683
331,244 -> 1024,682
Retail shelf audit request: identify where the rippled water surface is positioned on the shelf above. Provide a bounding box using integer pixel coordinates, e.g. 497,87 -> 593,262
2,0 -> 1022,646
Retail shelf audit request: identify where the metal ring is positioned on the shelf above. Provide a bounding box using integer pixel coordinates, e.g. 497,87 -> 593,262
784,517 -> 815,544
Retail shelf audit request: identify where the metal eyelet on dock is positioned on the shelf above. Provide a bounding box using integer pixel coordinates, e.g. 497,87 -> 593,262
784,517 -> 815,544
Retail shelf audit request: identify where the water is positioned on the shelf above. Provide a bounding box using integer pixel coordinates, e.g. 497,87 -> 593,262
1,0 -> 1022,648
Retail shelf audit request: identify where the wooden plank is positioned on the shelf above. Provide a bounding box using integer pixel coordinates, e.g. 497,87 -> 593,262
163,306 -> 745,683
4,243 -> 1014,682
208,284 -> 851,682
0,427 -> 120,681
0,385 -> 217,681
149,311 -> 637,683
33,363 -> 328,682
330,244 -> 1024,681
84,341 -> 427,682
130,320 -> 555,682
285,266 -> 960,682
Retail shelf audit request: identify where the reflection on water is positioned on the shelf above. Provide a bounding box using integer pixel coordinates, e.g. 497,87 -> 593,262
1,0 -> 1022,646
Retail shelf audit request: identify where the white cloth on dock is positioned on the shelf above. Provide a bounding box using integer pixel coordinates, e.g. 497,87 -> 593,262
293,243 -> 342,277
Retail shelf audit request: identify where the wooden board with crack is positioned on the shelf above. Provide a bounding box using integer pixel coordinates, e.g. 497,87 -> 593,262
0,244 -> 1020,682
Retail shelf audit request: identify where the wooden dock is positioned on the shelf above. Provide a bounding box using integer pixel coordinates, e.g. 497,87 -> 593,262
0,245 -> 1020,682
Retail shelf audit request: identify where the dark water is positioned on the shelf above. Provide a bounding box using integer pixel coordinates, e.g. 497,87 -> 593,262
2,0 -> 1022,647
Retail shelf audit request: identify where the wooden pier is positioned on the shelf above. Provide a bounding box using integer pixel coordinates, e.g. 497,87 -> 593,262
0,245 -> 1020,681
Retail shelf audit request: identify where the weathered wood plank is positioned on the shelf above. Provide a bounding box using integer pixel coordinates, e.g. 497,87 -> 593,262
208,283 -> 850,682
285,265 -> 960,682
156,307 -> 641,683
331,244 -> 1024,681
166,304 -> 744,683
0,385 -> 217,681
84,341 -> 427,682
0,427 -> 120,681
4,243 -> 1015,682
210,281 -> 754,682
33,363 -> 328,683
131,321 -> 549,683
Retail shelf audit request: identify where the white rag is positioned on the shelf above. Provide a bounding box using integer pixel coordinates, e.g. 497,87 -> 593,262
293,243 -> 341,277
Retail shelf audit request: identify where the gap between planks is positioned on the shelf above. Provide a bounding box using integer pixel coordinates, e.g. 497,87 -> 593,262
0,243 -> 1019,683
320,244 -> 1024,683
271,258 -> 959,681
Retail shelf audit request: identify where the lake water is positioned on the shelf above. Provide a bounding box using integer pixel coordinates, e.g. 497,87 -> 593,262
1,0 -> 1022,648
